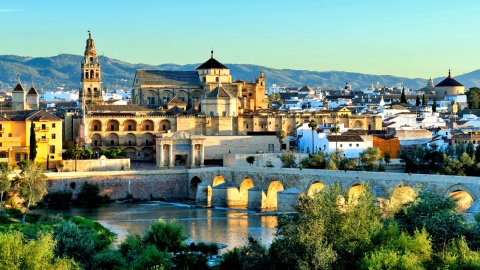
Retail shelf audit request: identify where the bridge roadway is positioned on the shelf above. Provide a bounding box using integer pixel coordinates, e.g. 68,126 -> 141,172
188,167 -> 480,212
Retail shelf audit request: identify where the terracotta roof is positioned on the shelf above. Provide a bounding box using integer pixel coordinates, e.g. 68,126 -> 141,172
166,106 -> 186,115
168,96 -> 187,106
135,70 -> 200,85
204,86 -> 233,98
298,85 -> 314,93
25,110 -> 62,121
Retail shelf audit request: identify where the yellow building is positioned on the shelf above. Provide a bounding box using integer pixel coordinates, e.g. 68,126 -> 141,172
0,110 -> 62,169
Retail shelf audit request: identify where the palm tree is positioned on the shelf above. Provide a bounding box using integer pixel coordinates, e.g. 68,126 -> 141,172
308,119 -> 318,153
330,122 -> 340,152
276,130 -> 286,152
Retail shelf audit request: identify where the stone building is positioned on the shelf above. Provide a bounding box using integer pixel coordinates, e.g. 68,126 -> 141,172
11,76 -> 39,111
434,70 -> 465,97
79,31 -> 104,104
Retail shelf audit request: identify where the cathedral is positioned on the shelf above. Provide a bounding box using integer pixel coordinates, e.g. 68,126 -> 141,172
79,31 -> 104,104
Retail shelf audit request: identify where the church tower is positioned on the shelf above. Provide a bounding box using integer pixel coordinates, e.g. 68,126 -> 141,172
11,74 -> 26,111
26,82 -> 39,110
80,31 -> 104,104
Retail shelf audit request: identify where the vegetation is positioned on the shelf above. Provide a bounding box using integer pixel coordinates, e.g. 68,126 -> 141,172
467,87 -> 480,109
276,130 -> 286,151
278,151 -> 298,168
308,119 -> 318,153
220,183 -> 480,269
246,156 -> 255,166
14,160 -> 48,223
0,162 -> 12,215
75,182 -> 110,207
400,87 -> 407,104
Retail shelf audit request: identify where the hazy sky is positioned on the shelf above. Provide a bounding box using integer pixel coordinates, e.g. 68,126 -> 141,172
1,0 -> 479,78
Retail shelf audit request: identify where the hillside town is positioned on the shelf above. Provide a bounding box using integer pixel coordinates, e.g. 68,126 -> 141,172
0,32 -> 477,171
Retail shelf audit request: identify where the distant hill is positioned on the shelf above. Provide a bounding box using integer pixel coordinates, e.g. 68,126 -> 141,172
0,54 -> 479,92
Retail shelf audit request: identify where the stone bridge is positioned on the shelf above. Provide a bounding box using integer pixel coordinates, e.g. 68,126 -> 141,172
188,167 -> 480,213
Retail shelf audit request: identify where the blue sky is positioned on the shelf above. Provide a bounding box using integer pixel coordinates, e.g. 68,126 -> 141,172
1,0 -> 479,78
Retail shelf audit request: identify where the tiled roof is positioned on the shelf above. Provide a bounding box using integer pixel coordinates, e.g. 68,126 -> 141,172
87,104 -> 152,112
196,54 -> 228,70
166,106 -> 186,115
327,134 -> 364,142
25,110 -> 62,121
135,70 -> 200,85
298,85 -> 314,93
204,86 -> 233,98
168,96 -> 187,106
12,83 -> 25,92
27,86 -> 38,95
435,71 -> 464,87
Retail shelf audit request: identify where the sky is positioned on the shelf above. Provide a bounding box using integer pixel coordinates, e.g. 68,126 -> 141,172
1,0 -> 480,79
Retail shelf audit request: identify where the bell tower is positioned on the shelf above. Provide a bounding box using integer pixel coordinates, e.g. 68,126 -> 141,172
80,31 -> 104,104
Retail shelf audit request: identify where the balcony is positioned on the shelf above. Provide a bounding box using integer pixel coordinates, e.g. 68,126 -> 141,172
36,138 -> 49,143
35,127 -> 49,132
0,128 -> 4,133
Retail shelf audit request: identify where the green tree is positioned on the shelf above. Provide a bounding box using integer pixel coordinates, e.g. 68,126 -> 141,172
54,221 -> 95,269
384,151 -> 391,165
0,162 -> 12,215
432,99 -> 437,112
308,119 -> 318,153
270,183 -> 382,269
466,141 -> 475,157
467,87 -> 480,109
65,145 -> 84,172
15,160 -> 48,223
278,151 -> 297,168
330,122 -> 340,152
400,88 -> 407,104
0,231 -> 80,269
455,141 -> 466,157
276,130 -> 286,151
246,156 -> 255,166
29,122 -> 37,161
300,151 -> 326,169
475,144 -> 480,162
395,189 -> 466,252
143,219 -> 187,253
359,147 -> 382,171
422,94 -> 427,106
415,95 -> 420,107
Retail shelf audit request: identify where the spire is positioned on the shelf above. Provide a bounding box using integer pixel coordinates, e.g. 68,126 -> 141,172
85,30 -> 96,55
448,69 -> 452,78
211,50 -> 214,59
17,74 -> 20,83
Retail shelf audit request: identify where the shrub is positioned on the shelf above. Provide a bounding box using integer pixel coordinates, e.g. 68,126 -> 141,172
143,219 -> 187,252
119,234 -> 144,262
54,221 -> 95,269
75,182 -> 110,207
172,252 -> 208,270
130,245 -> 172,270
92,249 -> 127,270
43,190 -> 73,209
189,242 -> 219,255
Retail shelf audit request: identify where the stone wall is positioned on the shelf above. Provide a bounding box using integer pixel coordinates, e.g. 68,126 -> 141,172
223,152 -> 309,168
203,135 -> 290,160
45,170 -> 189,201
60,156 -> 130,172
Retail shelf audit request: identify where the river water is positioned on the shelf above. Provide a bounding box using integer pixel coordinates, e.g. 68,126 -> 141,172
32,202 -> 278,252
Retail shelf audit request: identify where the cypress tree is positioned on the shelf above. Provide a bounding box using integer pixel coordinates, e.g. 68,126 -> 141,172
422,94 -> 427,106
400,88 -> 407,104
432,99 -> 437,112
29,122 -> 37,161
415,95 -> 420,107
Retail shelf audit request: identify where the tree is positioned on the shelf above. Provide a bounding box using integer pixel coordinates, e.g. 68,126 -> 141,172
432,99 -> 437,112
467,87 -> 480,109
66,145 -> 84,172
276,130 -> 286,152
270,183 -> 382,269
466,142 -> 475,158
359,147 -> 382,171
279,151 -> 297,168
400,88 -> 407,104
0,162 -> 12,215
422,94 -> 427,106
415,95 -> 420,107
246,156 -> 255,166
29,122 -> 37,161
300,151 -> 326,169
330,122 -> 340,152
475,144 -> 480,162
143,219 -> 187,253
308,119 -> 318,153
14,160 -> 48,223
383,151 -> 391,165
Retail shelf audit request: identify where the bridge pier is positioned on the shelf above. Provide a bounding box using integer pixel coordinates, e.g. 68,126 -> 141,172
247,187 -> 267,209
277,188 -> 302,212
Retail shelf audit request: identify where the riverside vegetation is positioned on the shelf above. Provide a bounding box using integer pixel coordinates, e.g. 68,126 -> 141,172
2,160 -> 480,269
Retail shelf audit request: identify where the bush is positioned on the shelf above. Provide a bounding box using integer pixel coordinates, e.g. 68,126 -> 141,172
54,221 -> 95,269
143,219 -> 187,253
130,245 -> 172,270
189,242 -> 219,255
119,234 -> 144,262
43,190 -> 72,209
92,249 -> 127,270
172,252 -> 208,270
75,182 -> 110,207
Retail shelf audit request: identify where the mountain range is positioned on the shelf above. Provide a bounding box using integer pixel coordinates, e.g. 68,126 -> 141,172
1,54 -> 480,93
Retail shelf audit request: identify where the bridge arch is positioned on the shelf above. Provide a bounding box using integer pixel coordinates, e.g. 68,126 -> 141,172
239,177 -> 254,206
190,176 -> 201,200
445,184 -> 476,212
307,181 -> 325,197
390,184 -> 416,210
265,180 -> 284,209
213,174 -> 225,187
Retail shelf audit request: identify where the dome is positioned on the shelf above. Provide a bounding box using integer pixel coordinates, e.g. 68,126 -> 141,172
435,70 -> 463,87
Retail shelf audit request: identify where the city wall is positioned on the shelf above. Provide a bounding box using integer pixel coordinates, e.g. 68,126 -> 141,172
60,156 -> 130,172
45,170 -> 188,201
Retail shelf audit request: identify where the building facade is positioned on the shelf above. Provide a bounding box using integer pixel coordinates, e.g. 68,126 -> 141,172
79,31 -> 104,104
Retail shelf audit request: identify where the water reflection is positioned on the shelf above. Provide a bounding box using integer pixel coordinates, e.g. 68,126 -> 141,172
32,202 -> 277,252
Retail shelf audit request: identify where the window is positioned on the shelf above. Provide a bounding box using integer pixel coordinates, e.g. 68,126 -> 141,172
52,134 -> 56,139
42,124 -> 46,130
162,125 -> 166,131
24,154 -> 28,160
42,134 -> 46,140
110,140 -> 114,146
340,144 -> 343,147
52,123 -> 56,128
50,145 -> 55,154
128,141 -> 132,146
146,125 -> 150,130
15,154 -> 21,161
128,125 -> 132,131
110,125 -> 114,131
94,140 -> 98,146
8,133 -> 12,137
0,143 -> 2,146
349,144 -> 352,147
145,140 -> 149,146
356,144 -> 359,147
0,153 -> 6,158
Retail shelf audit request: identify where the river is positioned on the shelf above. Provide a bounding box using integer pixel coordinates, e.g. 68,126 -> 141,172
32,202 -> 278,252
